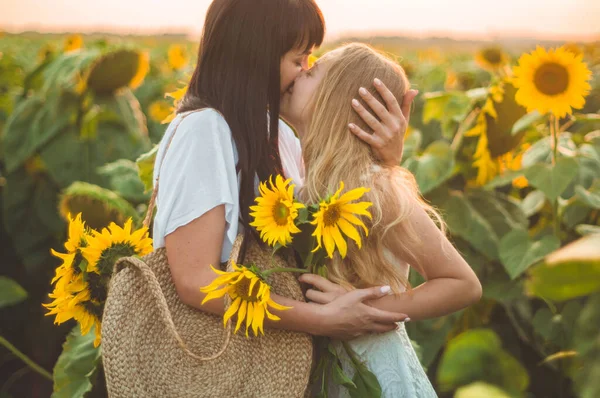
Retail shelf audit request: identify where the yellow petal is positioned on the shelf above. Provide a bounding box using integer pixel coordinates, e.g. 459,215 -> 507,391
235,300 -> 247,334
245,302 -> 254,338
337,218 -> 362,249
330,225 -> 347,258
223,297 -> 241,328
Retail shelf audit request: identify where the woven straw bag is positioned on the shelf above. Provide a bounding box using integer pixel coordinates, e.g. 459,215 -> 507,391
101,110 -> 314,397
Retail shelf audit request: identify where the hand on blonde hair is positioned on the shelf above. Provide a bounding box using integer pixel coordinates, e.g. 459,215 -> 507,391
349,81 -> 418,167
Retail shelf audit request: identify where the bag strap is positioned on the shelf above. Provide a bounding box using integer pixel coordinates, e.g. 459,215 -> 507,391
142,109 -> 205,228
113,254 -> 234,361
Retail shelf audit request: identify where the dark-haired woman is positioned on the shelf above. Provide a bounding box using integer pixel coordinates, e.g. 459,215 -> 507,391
153,0 -> 417,342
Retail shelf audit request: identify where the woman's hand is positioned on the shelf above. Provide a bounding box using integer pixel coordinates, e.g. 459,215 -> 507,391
313,285 -> 408,340
299,273 -> 348,304
349,79 -> 418,167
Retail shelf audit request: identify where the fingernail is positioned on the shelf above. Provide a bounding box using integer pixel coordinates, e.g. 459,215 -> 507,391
352,99 -> 360,107
374,78 -> 382,86
359,87 -> 368,96
348,123 -> 356,130
404,317 -> 411,323
380,286 -> 391,294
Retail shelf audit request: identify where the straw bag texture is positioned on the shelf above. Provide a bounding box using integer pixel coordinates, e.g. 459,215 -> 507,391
100,110 -> 314,397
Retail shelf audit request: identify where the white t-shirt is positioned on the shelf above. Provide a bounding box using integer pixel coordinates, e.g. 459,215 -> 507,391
152,109 -> 304,262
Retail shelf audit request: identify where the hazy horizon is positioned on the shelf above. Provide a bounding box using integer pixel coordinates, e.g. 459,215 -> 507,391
2,0 -> 599,43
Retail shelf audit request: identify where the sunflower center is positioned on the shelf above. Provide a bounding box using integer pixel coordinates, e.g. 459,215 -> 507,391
534,62 -> 569,96
272,200 -> 290,226
233,276 -> 261,302
86,272 -> 108,303
82,300 -> 104,320
98,243 -> 137,276
483,49 -> 502,65
323,204 -> 341,227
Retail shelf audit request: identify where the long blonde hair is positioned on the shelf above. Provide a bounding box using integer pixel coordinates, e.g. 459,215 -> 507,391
301,43 -> 445,293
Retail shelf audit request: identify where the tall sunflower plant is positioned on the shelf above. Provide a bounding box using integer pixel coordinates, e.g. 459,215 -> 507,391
201,174 -> 382,397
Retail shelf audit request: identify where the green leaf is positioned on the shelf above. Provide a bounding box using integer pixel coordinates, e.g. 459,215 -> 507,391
467,190 -> 528,239
520,190 -> 546,217
484,170 -> 525,189
405,140 -> 455,195
436,191 -> 499,259
482,269 -> 525,305
522,134 -> 577,167
332,361 -> 357,390
341,342 -> 382,398
0,277 -> 27,308
51,324 -> 101,398
511,110 -> 543,136
454,382 -> 512,398
423,92 -> 452,124
437,329 -> 529,394
574,185 -> 600,209
136,145 -> 158,192
526,234 -> 600,301
524,157 -> 579,202
297,206 -> 309,224
97,159 -> 149,204
499,229 -> 561,279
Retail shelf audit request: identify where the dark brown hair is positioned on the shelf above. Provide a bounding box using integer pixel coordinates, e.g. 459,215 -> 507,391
180,0 -> 325,227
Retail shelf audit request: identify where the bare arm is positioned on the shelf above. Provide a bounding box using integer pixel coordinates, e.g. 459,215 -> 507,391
165,205 -> 409,339
300,197 -> 482,321
366,200 -> 483,320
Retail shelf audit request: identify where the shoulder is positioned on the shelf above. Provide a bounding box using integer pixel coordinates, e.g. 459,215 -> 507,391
176,108 -> 230,138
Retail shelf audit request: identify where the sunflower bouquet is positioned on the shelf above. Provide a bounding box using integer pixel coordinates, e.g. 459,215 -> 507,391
201,175 -> 374,333
201,174 -> 381,396
44,214 -> 153,347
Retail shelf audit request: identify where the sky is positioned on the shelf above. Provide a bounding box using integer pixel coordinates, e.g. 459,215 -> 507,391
2,0 -> 599,41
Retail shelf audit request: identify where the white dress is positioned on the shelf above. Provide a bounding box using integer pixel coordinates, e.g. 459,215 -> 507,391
326,256 -> 438,398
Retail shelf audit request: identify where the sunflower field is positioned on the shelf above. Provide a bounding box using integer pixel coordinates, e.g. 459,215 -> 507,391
0,32 -> 599,398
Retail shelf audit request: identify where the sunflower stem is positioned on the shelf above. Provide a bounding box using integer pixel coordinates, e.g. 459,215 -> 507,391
0,335 -> 53,381
550,115 -> 561,241
263,267 -> 309,277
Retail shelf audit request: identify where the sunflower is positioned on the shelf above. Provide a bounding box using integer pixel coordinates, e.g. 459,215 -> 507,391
82,218 -> 153,277
311,182 -> 372,259
43,274 -> 104,347
250,175 -> 305,247
162,85 -> 188,124
308,54 -> 319,69
49,213 -> 89,294
148,100 -> 172,123
475,47 -> 510,72
64,35 -> 83,53
129,51 -> 150,90
200,262 -> 291,337
513,46 -> 592,118
168,44 -> 189,70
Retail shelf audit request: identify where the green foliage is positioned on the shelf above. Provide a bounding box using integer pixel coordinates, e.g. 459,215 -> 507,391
51,325 -> 101,398
0,277 -> 27,308
437,329 -> 529,395
526,234 -> 600,301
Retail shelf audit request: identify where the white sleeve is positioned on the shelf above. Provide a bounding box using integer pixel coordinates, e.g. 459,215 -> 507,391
278,119 -> 305,189
152,109 -> 239,263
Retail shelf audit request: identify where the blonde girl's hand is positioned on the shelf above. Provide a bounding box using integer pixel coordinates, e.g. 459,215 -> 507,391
349,79 -> 418,167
